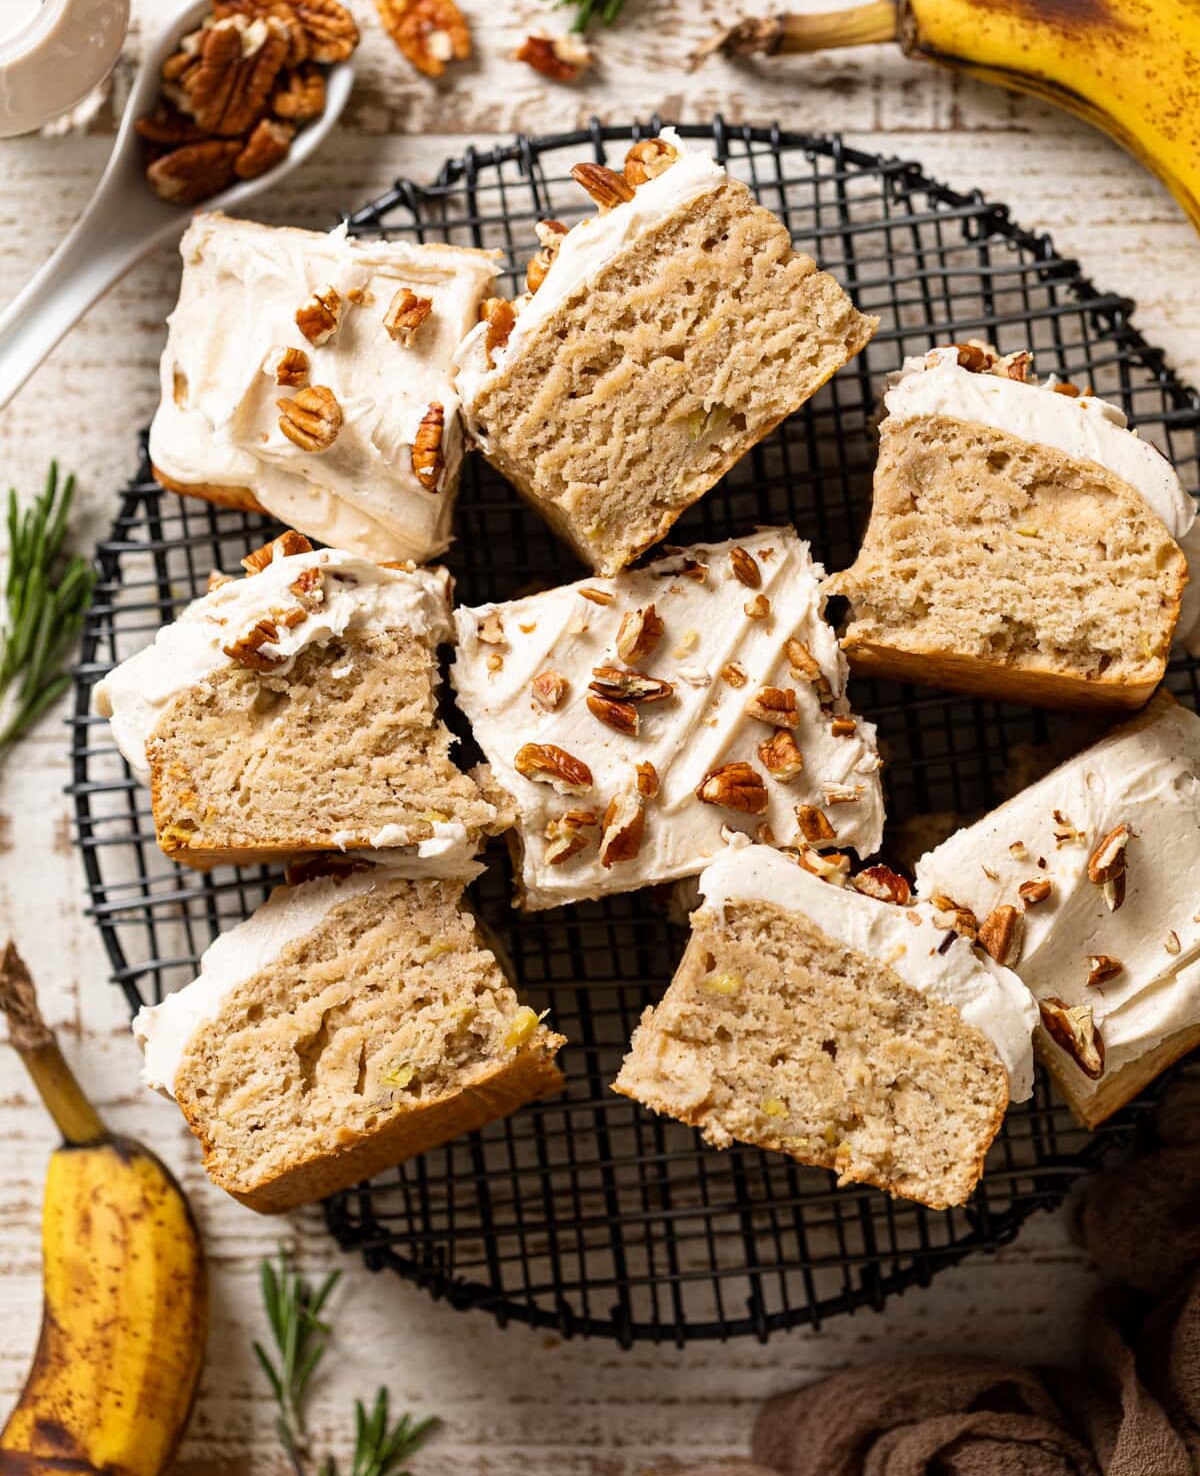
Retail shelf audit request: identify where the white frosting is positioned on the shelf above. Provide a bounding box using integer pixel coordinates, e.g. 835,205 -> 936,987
133,856 -> 482,1097
452,529 -> 885,910
454,128 -> 725,441
915,698 -> 1200,1098
885,348 -> 1200,642
699,843 -> 1038,1101
149,214 -> 499,563
94,547 -> 452,783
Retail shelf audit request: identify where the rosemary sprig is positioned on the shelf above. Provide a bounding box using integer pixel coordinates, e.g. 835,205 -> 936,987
558,0 -> 628,32
0,462 -> 95,754
256,1251 -> 439,1476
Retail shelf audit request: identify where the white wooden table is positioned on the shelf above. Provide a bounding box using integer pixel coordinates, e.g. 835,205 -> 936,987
2,2 -> 1197,1470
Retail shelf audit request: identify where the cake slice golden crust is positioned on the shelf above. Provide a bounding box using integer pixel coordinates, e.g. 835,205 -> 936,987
614,898 -> 1009,1209
151,463 -> 266,513
173,877 -> 565,1213
467,177 -> 877,574
829,416 -> 1187,709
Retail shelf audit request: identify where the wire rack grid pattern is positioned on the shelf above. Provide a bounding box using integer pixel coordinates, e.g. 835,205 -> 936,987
70,119 -> 1200,1346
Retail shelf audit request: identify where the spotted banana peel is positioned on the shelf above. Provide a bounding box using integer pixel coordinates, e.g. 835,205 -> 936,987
697,0 -> 1200,235
0,942 -> 207,1476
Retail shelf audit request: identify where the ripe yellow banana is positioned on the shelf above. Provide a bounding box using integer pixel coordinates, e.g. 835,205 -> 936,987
698,0 -> 1200,234
0,943 -> 207,1476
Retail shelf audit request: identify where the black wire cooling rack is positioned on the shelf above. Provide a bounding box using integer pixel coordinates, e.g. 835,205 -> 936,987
70,120 -> 1200,1345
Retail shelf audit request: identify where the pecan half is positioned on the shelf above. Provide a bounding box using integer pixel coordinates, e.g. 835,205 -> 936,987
136,101 -> 206,147
275,346 -> 310,387
411,403 -> 446,491
526,219 -> 568,293
1018,877 -> 1053,908
697,762 -> 768,815
377,0 -> 470,77
729,545 -> 762,589
571,162 -> 634,210
544,808 -> 598,865
977,904 -> 1023,967
744,594 -> 770,620
624,137 -> 679,186
531,670 -> 568,711
215,1 -> 312,66
589,667 -> 673,703
278,385 -> 342,451
241,530 -> 313,573
758,729 -> 803,781
296,286 -> 342,346
384,288 -> 433,345
1086,954 -> 1123,988
851,865 -> 911,906
189,15 -> 290,137
515,32 -> 591,83
616,605 -> 664,662
795,805 -> 835,844
587,694 -> 639,736
515,743 -> 593,794
293,0 -> 359,61
636,761 -> 660,799
146,140 -> 241,204
235,116 -> 294,178
271,61 -> 326,119
744,686 -> 798,728
600,789 -> 645,868
1039,998 -> 1105,1079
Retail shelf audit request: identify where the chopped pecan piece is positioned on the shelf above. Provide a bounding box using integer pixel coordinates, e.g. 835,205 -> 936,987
1039,998 -> 1105,1079
271,61 -> 326,119
697,761 -> 768,815
616,605 -> 664,662
953,342 -> 994,373
624,136 -> 679,186
600,789 -> 645,868
476,610 -> 506,646
275,346 -> 310,387
235,116 -> 294,178
207,569 -> 234,592
481,297 -> 516,366
241,530 -> 313,573
1086,954 -> 1123,988
785,638 -> 834,706
377,0 -> 470,76
544,808 -> 598,865
514,743 -> 594,794
720,662 -> 748,689
587,695 -> 639,736
189,15 -> 290,137
795,846 -> 850,885
1052,809 -> 1085,847
526,219 -> 568,293
1018,877 -> 1053,908
223,615 -> 284,670
296,286 -> 342,346
579,587 -> 614,606
744,594 -> 770,620
146,140 -> 241,204
278,385 -> 342,451
745,686 -> 798,728
290,565 -> 325,604
531,670 -> 568,711
977,904 -> 1023,967
571,162 -> 635,210
636,761 -> 660,799
729,546 -> 762,589
795,805 -> 835,844
411,403 -> 446,491
589,667 -> 673,703
929,892 -> 979,943
515,32 -> 591,83
758,729 -> 803,781
384,288 -> 433,345
851,865 -> 911,906
830,716 -> 856,738
1087,822 -> 1130,912
994,349 -> 1032,382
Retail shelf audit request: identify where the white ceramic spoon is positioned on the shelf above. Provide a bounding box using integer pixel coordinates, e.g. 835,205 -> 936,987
0,0 -> 354,410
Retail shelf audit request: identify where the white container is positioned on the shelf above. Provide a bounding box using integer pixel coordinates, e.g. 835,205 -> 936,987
0,0 -> 131,138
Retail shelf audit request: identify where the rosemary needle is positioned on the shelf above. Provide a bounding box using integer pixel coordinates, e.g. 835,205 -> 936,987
257,1251 -> 439,1476
0,463 -> 96,755
558,0 -> 629,33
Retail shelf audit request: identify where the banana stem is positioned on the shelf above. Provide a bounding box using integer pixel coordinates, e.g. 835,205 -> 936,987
693,3 -> 898,64
0,941 -> 108,1147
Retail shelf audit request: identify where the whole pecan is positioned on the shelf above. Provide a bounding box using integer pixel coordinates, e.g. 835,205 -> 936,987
515,32 -> 591,84
1039,998 -> 1105,1079
146,140 -> 241,203
514,744 -> 594,795
411,403 -> 446,491
235,117 -> 295,178
624,137 -> 679,186
571,162 -> 634,210
187,15 -> 290,138
277,385 -> 342,451
376,0 -> 470,77
271,61 -> 326,119
696,761 -> 768,815
384,288 -> 434,345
